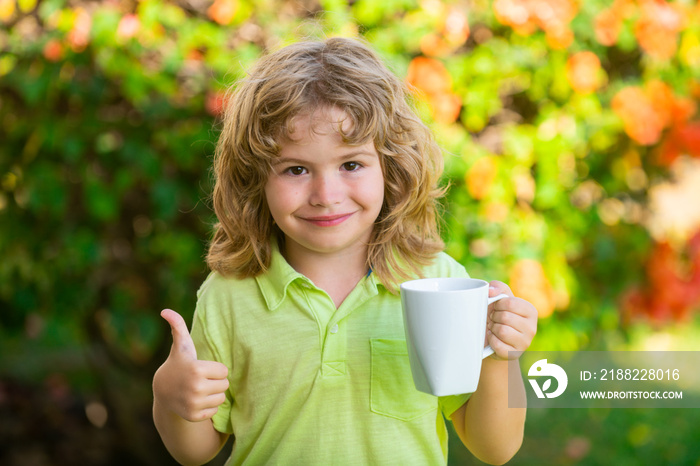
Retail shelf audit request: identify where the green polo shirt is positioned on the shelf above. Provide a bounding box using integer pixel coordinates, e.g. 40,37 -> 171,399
190,244 -> 471,465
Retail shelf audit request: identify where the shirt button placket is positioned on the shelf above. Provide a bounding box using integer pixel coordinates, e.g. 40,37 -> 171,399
323,319 -> 346,377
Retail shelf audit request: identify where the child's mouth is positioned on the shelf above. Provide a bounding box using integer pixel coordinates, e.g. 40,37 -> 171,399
302,213 -> 354,227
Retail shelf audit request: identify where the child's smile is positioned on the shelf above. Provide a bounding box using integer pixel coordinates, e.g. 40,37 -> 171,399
264,106 -> 385,265
300,212 -> 355,227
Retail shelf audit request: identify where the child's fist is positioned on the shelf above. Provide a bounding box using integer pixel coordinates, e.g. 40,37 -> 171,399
153,309 -> 229,422
486,281 -> 538,360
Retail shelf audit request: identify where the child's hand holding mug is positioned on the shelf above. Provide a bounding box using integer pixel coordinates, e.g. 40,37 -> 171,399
486,281 -> 538,360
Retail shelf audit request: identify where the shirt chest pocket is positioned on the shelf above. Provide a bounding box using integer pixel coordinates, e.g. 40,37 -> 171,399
369,338 -> 438,421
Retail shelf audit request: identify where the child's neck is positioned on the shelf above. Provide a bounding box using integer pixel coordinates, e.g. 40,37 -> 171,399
282,245 -> 369,309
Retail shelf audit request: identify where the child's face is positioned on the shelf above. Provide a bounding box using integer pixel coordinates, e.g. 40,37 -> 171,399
264,106 -> 385,264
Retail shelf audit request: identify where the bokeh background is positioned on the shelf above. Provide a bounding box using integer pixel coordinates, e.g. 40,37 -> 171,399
2,0 -> 700,464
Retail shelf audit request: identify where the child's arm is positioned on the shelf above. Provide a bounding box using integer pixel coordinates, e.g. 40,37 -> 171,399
451,281 -> 537,465
153,309 -> 230,465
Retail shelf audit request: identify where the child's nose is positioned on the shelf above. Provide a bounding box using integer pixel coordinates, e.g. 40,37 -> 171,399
309,173 -> 342,206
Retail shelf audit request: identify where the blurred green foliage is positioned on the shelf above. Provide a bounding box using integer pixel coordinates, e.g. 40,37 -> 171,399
2,0 -> 700,464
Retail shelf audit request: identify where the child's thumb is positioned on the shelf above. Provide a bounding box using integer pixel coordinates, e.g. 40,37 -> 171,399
161,309 -> 197,360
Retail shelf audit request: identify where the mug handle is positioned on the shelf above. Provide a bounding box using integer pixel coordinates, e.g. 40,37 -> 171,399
482,293 -> 509,359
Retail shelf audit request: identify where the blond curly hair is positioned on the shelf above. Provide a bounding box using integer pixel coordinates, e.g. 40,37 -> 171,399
207,37 -> 446,292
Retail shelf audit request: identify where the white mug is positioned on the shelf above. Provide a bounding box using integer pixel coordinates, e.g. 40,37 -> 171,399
400,277 -> 508,397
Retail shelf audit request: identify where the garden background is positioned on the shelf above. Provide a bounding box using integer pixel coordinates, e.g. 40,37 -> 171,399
2,0 -> 700,464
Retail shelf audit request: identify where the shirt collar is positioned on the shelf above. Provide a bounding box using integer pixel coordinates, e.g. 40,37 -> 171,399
254,240 -> 309,311
254,240 -> 383,311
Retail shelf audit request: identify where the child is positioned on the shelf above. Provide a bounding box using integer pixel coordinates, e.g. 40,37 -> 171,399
153,37 -> 537,466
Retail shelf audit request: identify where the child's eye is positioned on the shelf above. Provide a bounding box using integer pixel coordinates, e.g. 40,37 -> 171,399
285,166 -> 307,176
342,161 -> 361,171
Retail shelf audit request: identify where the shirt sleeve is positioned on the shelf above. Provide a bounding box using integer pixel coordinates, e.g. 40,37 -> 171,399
438,393 -> 470,420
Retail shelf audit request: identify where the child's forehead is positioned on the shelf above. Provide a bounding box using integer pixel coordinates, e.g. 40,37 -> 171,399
283,106 -> 354,143
291,106 -> 349,132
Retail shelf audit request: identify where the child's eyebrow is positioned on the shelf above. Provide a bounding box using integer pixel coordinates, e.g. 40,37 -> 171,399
271,157 -> 305,166
273,150 -> 376,166
336,150 -> 376,160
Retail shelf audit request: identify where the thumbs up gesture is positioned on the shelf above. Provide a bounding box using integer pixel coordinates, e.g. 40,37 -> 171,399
153,309 -> 229,422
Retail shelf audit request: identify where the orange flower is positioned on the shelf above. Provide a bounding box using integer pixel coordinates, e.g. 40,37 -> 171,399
654,83 -> 698,165
493,0 -> 537,35
43,39 -> 64,62
680,124 -> 700,153
187,49 -> 205,61
483,202 -> 509,223
206,90 -> 227,116
494,0 -> 578,43
420,34 -> 453,58
532,0 -> 578,32
443,8 -> 470,46
659,122 -> 700,166
429,92 -> 462,124
509,259 -> 557,318
545,25 -> 574,50
407,56 -> 452,96
616,80 -> 696,150
0,0 -> 15,23
406,56 -> 462,123
594,8 -> 621,46
419,2 -> 470,57
208,0 -> 237,25
612,0 -> 636,18
420,8 -> 470,57
117,14 -> 140,41
647,80 -> 676,126
466,156 -> 498,200
67,8 -> 92,52
636,240 -> 700,322
670,98 -> 697,127
612,86 -> 666,145
635,0 -> 683,60
566,51 -> 603,94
